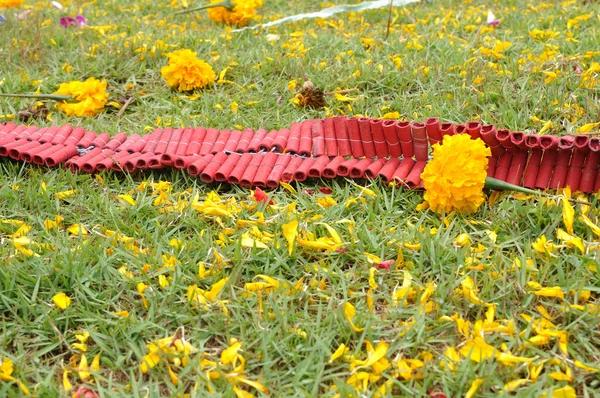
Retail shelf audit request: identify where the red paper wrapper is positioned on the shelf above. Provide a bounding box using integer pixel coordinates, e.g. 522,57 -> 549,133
111,152 -> 143,171
397,121 -> 414,159
323,118 -> 337,157
350,158 -> 374,178
523,149 -> 543,188
506,150 -> 527,186
15,125 -> 40,141
89,132 -> 111,149
228,153 -> 254,184
117,134 -> 141,153
83,150 -> 113,173
248,129 -> 268,153
440,122 -> 455,137
254,152 -> 278,187
164,128 -> 184,156
365,158 -> 386,179
495,129 -> 519,153
45,145 -> 80,167
324,156 -> 345,178
136,152 -> 159,170
574,135 -> 590,153
334,116 -> 352,157
287,123 -> 302,154
312,121 -> 325,157
32,145 -> 61,165
425,118 -> 442,147
525,134 -> 541,149
377,158 -> 401,183
188,154 -> 215,176
299,121 -> 313,157
234,128 -> 254,153
199,128 -> 219,155
493,152 -> 513,182
104,133 -> 128,151
565,150 -> 586,191
480,124 -> 504,157
466,121 -> 482,140
266,154 -> 292,188
549,149 -> 572,189
174,127 -> 195,156
12,142 -> 47,161
211,129 -> 231,154
411,122 -> 428,161
589,137 -> 600,152
66,147 -> 103,172
539,135 -> 559,150
391,158 -> 416,183
405,160 -> 426,188
455,124 -> 466,135
215,153 -> 241,182
338,158 -> 359,176
173,155 -> 198,170
308,156 -> 330,178
154,128 -> 174,154
223,129 -> 242,153
40,124 -> 68,143
77,131 -> 98,149
370,119 -> 389,158
1,134 -> 41,156
346,118 -> 364,158
201,152 -> 229,183
258,129 -> 278,152
383,120 -> 402,157
535,149 -> 558,189
357,117 -> 376,158
272,129 -> 289,153
281,156 -> 303,182
509,132 -> 528,149
294,157 -> 316,181
487,156 -> 498,178
186,127 -> 207,155
240,153 -> 265,187
147,154 -> 166,169
579,150 -> 599,193
558,135 -> 575,150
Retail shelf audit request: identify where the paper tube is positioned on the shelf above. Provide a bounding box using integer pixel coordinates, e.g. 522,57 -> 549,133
565,150 -> 586,191
39,125 -> 68,143
589,137 -> 600,152
223,129 -> 242,153
397,121 -> 414,159
579,150 -> 599,193
323,118 -> 337,157
287,123 -> 302,154
535,150 -> 558,189
506,150 -> 527,186
549,150 -> 572,189
163,128 -> 184,157
357,118 -> 376,158
258,130 -> 278,152
104,133 -> 128,151
574,135 -> 590,153
254,152 -> 278,187
299,121 -> 313,157
333,116 -> 352,157
240,153 -> 265,187
174,127 -> 195,156
346,118 -> 364,158
228,153 -> 254,184
377,158 -> 401,183
173,155 -> 198,169
153,128 -> 174,154
82,150 -> 113,173
294,157 -> 316,182
480,124 -> 504,157
234,128 -> 254,153
405,160 -> 426,188
186,127 -> 207,155
45,145 -> 79,167
308,156 -> 330,178
66,147 -> 103,172
493,152 -> 513,182
525,134 -> 541,150
466,121 -> 482,140
391,158 -> 416,183
312,122 -> 325,157
188,153 -> 215,177
90,133 -> 111,149
365,158 -> 387,179
76,131 -> 98,149
523,149 -> 543,188
136,153 -> 159,170
281,156 -> 303,183
338,158 -> 359,177
509,132 -> 528,149
383,120 -> 402,157
215,153 -> 241,182
266,154 -> 292,188
495,129 -> 519,153
440,122 -> 454,137
247,129 -> 268,153
487,156 -> 498,178
272,129 -> 289,153
558,136 -> 575,150
210,129 -> 231,154
411,122 -> 428,161
350,158 -> 374,178
13,142 -> 50,161
200,152 -> 228,183
323,156 -> 345,178
425,118 -> 443,147
199,128 -> 219,155
539,135 -> 559,150
370,119 -> 389,158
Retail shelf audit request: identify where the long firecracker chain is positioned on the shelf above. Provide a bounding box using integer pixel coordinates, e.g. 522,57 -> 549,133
1,117 -> 600,192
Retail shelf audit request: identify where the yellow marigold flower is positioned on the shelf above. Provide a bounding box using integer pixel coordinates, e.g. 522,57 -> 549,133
0,0 -> 25,8
207,0 -> 258,27
53,77 -> 109,117
161,49 -> 216,92
421,134 -> 491,214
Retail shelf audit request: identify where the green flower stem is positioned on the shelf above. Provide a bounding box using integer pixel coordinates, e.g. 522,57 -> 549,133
0,93 -> 72,102
174,0 -> 235,15
485,176 -> 592,205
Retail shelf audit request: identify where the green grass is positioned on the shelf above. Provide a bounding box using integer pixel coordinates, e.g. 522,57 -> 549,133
1,0 -> 600,397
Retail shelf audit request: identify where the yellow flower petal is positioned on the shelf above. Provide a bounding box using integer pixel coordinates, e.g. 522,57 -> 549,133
52,292 -> 71,310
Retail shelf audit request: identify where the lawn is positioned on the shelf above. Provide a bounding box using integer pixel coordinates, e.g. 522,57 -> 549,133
1,0 -> 600,397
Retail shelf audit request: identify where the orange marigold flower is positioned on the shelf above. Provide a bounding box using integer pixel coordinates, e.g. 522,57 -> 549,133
161,49 -> 216,92
53,77 -> 109,117
0,0 -> 25,8
421,134 -> 491,214
207,0 -> 258,27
